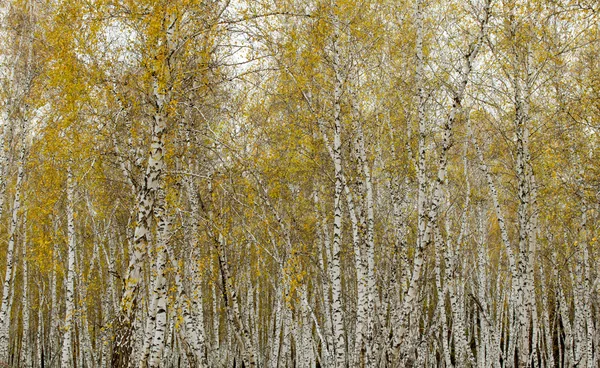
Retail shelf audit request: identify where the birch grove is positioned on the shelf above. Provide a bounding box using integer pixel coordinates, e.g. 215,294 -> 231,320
0,0 -> 598,367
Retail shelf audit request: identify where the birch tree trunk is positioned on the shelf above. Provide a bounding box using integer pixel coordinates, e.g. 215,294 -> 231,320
112,11 -> 175,366
138,237 -> 158,367
60,165 -> 76,367
148,187 -> 170,368
183,175 -> 210,367
21,216 -> 31,368
395,2 -> 492,363
0,2 -> 18,236
215,233 -> 258,367
330,6 -> 346,367
393,0 -> 427,354
315,189 -> 334,368
0,118 -> 26,363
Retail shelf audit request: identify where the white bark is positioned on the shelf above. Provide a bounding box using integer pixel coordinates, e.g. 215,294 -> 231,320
330,8 -> 346,368
434,239 -> 452,368
139,237 -> 159,367
396,0 -> 492,358
0,119 -> 26,362
183,176 -> 210,367
314,189 -> 334,368
21,216 -> 31,368
148,188 -> 169,368
113,11 -> 175,365
350,95 -> 377,367
539,270 -> 554,368
269,283 -> 283,368
60,165 -> 76,367
215,233 -> 258,367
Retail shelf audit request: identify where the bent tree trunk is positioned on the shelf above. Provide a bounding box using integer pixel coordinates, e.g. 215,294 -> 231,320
111,10 -> 175,367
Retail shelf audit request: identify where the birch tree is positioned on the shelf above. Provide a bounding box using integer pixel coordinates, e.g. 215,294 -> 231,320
0,0 -> 597,367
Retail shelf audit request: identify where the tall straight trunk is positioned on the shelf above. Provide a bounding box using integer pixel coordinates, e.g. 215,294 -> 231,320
350,97 -> 377,366
36,292 -> 43,368
570,207 -> 591,368
166,174 -> 209,364
477,205 -> 502,368
98,228 -> 115,365
139,238 -> 159,367
0,36 -> 18,233
583,248 -> 594,368
0,109 -> 9,229
148,188 -> 170,368
75,281 -> 88,368
573,256 -> 586,366
78,249 -> 96,368
269,283 -> 283,368
184,176 -> 210,367
330,7 -> 346,368
22,216 -> 31,368
393,0 -> 426,354
514,59 -> 532,367
476,212 -> 489,368
434,240 -> 452,368
539,270 -> 554,368
557,268 -> 573,367
0,119 -> 26,362
172,255 -> 208,368
526,174 -> 539,368
60,165 -> 76,367
299,287 -> 314,368
315,189 -> 334,368
579,207 -> 594,368
280,291 -> 291,367
212,283 -> 223,365
447,139 -> 475,367
49,229 -> 59,366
